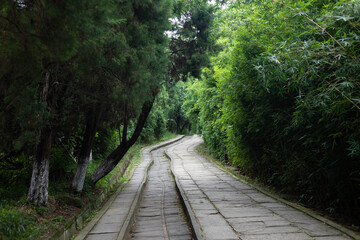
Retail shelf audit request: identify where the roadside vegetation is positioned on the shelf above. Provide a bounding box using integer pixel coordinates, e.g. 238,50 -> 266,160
182,0 -> 360,228
0,131 -> 178,239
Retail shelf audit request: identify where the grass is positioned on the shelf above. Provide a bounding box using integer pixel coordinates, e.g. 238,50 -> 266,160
0,207 -> 40,239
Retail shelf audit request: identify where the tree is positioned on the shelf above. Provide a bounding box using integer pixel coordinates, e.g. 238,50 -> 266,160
165,0 -> 216,134
1,0 -> 173,203
0,0 -> 83,206
90,0 -> 172,184
139,85 -> 170,143
166,81 -> 191,134
71,106 -> 103,192
70,0 -> 129,192
91,95 -> 157,183
169,0 -> 214,81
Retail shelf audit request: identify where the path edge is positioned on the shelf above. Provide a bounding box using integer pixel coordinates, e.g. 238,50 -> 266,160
53,148 -> 135,240
116,135 -> 186,240
194,141 -> 360,240
165,146 -> 204,240
72,135 -> 185,240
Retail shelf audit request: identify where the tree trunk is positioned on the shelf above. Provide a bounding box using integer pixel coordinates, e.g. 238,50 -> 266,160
27,70 -> 58,206
90,141 -> 131,184
72,107 -> 102,192
27,127 -> 53,206
90,98 -> 155,184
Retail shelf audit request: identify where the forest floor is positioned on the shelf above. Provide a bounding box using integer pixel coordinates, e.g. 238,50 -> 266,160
19,187 -> 93,239
0,133 -> 178,239
0,164 -> 126,239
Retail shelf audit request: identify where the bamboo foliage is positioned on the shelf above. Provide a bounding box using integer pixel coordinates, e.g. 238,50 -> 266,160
183,0 -> 360,225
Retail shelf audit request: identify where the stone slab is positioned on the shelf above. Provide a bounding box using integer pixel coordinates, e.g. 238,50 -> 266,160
167,135 -> 353,240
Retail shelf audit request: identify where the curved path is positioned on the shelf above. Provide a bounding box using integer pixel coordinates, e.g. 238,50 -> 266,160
167,135 -> 352,240
75,136 -> 186,240
129,141 -> 193,240
75,135 -> 356,240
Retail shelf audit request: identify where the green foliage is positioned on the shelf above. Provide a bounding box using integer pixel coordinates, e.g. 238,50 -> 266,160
92,127 -> 121,162
1,0 -> 173,204
182,78 -> 201,134
0,155 -> 32,202
140,86 -> 170,143
183,73 -> 228,161
242,1 -> 360,220
0,207 -> 39,239
166,81 -> 192,134
170,0 -> 215,81
49,147 -> 76,180
183,0 -> 360,225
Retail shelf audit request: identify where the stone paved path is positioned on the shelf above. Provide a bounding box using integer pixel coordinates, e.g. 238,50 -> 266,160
75,135 -> 357,240
129,141 -> 193,240
74,136 -> 184,240
166,135 -> 352,240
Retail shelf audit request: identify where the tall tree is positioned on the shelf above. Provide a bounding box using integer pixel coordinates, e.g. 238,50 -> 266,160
70,0 -> 128,192
169,0 -> 214,81
71,106 -> 103,192
0,0 -> 81,206
91,94 -> 157,183
90,0 -> 172,184
165,0 -> 215,134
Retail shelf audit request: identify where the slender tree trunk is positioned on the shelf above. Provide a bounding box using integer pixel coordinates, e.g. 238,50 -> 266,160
27,128 -> 53,206
90,98 -> 155,184
72,107 -> 102,192
90,141 -> 132,184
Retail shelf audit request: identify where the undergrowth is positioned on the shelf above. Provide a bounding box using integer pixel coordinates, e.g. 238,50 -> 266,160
0,133 -> 179,239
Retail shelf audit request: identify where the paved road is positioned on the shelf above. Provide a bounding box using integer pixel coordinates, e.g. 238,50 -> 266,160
75,135 -> 356,240
74,137 -> 185,240
167,135 -> 352,240
129,143 -> 193,240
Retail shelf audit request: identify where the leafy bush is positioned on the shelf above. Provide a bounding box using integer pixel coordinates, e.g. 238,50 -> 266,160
184,0 -> 360,225
49,147 -> 76,181
140,85 -> 170,143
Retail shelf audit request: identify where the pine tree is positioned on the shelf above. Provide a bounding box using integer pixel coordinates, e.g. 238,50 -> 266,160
0,0 -> 81,205
90,0 -> 172,184
169,0 -> 214,81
